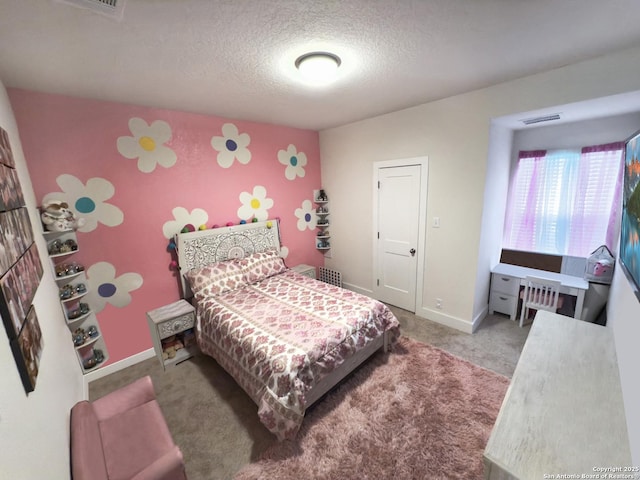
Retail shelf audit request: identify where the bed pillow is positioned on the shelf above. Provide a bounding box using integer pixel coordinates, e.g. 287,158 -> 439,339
184,259 -> 247,297
241,248 -> 287,284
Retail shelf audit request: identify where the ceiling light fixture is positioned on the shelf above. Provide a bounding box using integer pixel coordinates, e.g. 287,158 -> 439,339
295,52 -> 341,85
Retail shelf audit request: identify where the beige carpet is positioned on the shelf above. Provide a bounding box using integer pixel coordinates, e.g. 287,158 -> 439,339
233,336 -> 510,480
90,311 -> 528,479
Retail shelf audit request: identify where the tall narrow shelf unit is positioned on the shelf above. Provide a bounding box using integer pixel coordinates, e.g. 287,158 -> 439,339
44,229 -> 109,373
314,189 -> 330,252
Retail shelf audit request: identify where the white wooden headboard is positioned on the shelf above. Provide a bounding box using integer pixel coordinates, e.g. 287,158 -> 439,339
175,220 -> 281,295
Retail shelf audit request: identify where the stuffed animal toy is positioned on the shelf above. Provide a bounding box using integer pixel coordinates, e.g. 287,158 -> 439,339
41,200 -> 85,231
161,335 -> 184,360
162,345 -> 178,360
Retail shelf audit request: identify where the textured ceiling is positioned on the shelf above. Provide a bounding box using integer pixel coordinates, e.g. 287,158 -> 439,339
2,0 -> 640,130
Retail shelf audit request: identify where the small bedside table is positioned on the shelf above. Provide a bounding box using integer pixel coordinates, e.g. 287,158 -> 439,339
146,299 -> 197,370
291,264 -> 316,279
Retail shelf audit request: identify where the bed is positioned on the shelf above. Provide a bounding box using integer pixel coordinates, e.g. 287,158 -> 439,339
175,220 -> 400,440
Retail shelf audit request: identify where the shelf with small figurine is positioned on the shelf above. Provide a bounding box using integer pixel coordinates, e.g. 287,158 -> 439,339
40,200 -> 109,374
59,282 -> 88,303
314,189 -> 331,252
72,324 -> 101,350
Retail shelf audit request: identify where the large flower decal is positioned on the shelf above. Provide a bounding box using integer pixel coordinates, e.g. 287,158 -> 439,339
211,123 -> 251,168
278,144 -> 307,180
117,117 -> 177,173
295,200 -> 317,231
85,262 -> 143,313
162,207 -> 209,239
43,174 -> 124,233
237,186 -> 273,221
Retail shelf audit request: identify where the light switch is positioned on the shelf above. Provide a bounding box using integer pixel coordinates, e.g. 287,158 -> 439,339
433,216 -> 440,228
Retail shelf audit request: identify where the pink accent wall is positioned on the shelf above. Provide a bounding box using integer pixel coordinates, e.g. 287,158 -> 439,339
9,89 -> 324,364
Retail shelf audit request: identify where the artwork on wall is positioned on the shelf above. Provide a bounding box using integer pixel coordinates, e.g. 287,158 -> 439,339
620,129 -> 640,302
0,126 -> 44,394
10,306 -> 44,393
0,243 -> 44,338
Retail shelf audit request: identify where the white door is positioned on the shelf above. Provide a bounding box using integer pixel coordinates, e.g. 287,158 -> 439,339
376,164 -> 422,310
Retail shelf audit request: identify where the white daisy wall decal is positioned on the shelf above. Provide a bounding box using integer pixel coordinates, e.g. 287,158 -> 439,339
211,123 -> 251,168
295,200 -> 317,231
277,144 -> 307,180
85,262 -> 143,313
43,174 -> 124,232
117,117 -> 177,173
279,245 -> 289,259
237,186 -> 273,221
162,207 -> 209,239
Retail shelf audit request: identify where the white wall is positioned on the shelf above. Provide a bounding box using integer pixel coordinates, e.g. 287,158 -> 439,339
320,46 -> 640,462
513,111 -> 640,152
0,79 -> 83,479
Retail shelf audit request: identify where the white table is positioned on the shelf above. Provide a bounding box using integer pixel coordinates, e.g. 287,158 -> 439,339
490,263 -> 589,320
484,312 -> 631,479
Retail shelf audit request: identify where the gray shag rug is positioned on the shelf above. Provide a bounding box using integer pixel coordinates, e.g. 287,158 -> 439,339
233,336 -> 510,480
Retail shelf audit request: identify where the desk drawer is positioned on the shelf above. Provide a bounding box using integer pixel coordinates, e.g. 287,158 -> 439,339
489,291 -> 518,318
491,273 -> 520,296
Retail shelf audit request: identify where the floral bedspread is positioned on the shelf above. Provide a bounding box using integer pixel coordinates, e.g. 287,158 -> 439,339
194,269 -> 400,440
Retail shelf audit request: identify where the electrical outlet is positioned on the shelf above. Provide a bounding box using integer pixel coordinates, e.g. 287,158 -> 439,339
436,298 -> 443,309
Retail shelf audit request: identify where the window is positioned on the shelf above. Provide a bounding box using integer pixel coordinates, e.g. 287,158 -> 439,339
503,142 -> 624,257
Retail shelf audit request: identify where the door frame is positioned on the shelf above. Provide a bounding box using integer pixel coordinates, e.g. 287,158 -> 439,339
372,156 -> 428,313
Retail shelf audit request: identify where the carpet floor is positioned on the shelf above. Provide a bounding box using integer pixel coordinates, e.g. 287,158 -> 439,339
232,336 -> 510,480
90,310 -> 527,479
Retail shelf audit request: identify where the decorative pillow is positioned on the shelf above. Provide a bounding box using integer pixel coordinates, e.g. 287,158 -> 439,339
241,248 -> 287,284
184,259 -> 246,297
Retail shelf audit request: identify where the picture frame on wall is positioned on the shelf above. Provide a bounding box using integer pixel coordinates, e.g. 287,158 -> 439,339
0,242 -> 44,340
10,306 -> 44,394
1,163 -> 25,212
620,128 -> 640,302
0,207 -> 35,277
0,125 -> 45,394
0,126 -> 15,168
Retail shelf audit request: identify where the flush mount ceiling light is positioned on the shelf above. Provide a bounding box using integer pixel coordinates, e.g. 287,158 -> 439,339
295,52 -> 341,86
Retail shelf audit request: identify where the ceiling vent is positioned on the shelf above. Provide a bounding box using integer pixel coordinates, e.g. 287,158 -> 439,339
53,0 -> 126,20
520,113 -> 562,126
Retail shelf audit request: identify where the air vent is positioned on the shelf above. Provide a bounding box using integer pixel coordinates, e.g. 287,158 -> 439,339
53,0 -> 126,20
521,114 -> 562,126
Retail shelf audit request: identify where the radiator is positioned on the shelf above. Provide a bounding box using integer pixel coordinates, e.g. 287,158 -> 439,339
318,267 -> 342,288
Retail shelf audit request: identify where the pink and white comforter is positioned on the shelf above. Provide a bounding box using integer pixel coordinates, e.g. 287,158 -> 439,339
194,269 -> 400,440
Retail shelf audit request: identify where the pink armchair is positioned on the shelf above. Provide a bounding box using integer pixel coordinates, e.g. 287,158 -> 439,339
70,375 -> 187,480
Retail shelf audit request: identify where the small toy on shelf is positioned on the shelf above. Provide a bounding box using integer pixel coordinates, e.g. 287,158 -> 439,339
41,200 -> 85,232
68,302 -> 90,320
82,349 -> 105,370
73,328 -> 86,346
316,189 -> 328,202
161,334 -> 184,360
60,284 -> 74,300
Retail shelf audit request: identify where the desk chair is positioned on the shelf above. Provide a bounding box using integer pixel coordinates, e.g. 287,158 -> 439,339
519,276 -> 564,327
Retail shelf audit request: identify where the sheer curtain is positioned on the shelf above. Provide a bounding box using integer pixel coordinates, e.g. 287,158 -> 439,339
503,142 -> 624,257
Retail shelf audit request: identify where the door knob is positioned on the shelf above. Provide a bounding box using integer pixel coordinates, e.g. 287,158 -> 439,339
410,248 -> 416,256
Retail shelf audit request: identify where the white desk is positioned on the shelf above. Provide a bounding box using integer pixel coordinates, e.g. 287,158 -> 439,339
484,312 -> 631,479
490,263 -> 589,320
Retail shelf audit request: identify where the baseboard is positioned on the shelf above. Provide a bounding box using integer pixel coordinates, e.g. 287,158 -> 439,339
471,305 -> 489,333
82,348 -> 155,399
336,281 -> 479,334
342,281 -> 373,297
416,306 -> 474,334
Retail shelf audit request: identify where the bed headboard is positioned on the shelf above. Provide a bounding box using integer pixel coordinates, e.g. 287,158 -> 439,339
175,220 -> 281,296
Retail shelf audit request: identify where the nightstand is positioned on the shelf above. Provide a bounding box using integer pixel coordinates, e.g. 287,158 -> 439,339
146,299 -> 197,370
291,264 -> 316,279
